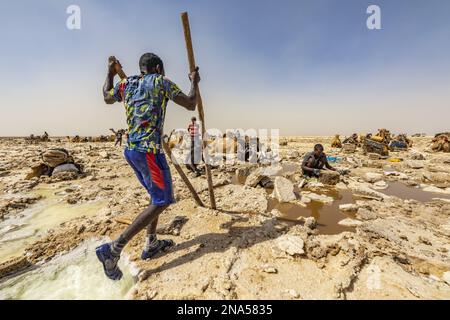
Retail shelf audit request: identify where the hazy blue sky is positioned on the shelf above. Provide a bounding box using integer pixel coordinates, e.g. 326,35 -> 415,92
0,0 -> 449,136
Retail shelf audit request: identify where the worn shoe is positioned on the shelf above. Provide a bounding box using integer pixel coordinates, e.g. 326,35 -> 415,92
141,239 -> 175,260
95,243 -> 123,281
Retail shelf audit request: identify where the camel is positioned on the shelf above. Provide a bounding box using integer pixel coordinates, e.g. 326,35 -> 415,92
90,135 -> 110,142
166,130 -> 191,151
331,134 -> 342,148
395,134 -> 413,147
25,163 -> 50,180
343,133 -> 359,145
41,132 -> 49,142
373,128 -> 392,144
169,134 -> 185,150
358,133 -> 369,145
431,135 -> 450,153
25,134 -> 40,144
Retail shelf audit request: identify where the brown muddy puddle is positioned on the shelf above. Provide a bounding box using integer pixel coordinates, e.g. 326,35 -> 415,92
231,163 -> 356,234
267,188 -> 356,235
230,162 -> 449,235
381,182 -> 450,202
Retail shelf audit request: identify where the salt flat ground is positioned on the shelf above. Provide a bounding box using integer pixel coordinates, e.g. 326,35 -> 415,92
0,136 -> 449,299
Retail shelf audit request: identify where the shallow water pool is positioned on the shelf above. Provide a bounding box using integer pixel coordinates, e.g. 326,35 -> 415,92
267,188 -> 356,235
0,187 -> 108,264
0,238 -> 137,300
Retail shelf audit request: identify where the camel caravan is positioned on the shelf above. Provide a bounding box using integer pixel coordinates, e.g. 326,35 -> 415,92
66,135 -> 115,143
65,128 -> 128,144
24,131 -> 119,144
329,128 -> 414,156
330,129 -> 449,155
25,132 -> 50,144
23,129 -> 449,155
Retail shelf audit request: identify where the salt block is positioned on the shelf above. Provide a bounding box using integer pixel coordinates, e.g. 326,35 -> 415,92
318,171 -> 340,185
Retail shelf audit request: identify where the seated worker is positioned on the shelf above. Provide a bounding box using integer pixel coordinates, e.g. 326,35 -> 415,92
302,144 -> 337,177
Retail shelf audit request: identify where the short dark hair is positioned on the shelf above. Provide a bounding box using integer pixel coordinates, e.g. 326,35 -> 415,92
139,53 -> 163,74
191,116 -> 196,121
314,144 -> 324,151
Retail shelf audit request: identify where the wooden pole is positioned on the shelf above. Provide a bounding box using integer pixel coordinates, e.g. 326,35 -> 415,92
181,12 -> 217,209
110,57 -> 205,207
162,141 -> 204,207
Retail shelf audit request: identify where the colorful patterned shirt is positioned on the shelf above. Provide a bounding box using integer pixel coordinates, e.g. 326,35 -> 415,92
110,74 -> 181,153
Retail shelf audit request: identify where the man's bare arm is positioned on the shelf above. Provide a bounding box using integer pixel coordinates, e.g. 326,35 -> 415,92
302,158 -> 315,174
324,157 -> 336,171
172,68 -> 200,111
103,59 -> 119,105
103,73 -> 116,104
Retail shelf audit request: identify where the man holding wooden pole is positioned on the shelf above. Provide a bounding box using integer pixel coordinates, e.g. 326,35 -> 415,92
96,52 -> 201,280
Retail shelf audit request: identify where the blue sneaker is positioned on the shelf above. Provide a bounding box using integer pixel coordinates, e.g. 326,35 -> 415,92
141,239 -> 175,260
95,243 -> 123,281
